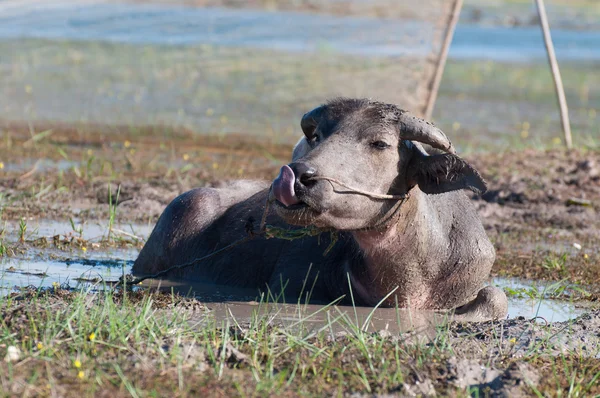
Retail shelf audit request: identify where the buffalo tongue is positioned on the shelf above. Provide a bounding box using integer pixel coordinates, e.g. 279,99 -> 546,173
272,165 -> 300,207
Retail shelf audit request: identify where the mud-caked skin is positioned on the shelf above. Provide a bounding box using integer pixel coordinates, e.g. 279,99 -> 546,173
134,98 -> 507,322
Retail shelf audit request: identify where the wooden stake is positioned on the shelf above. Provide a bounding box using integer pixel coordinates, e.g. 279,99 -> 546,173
534,0 -> 573,149
424,0 -> 463,120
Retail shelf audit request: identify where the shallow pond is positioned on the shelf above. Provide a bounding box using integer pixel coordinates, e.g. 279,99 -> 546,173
0,220 -> 590,328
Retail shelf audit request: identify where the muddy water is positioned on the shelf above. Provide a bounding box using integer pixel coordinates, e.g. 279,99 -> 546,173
0,260 -> 587,328
1,219 -> 153,243
0,219 -> 151,294
141,277 -> 588,330
1,220 -> 588,328
0,251 -> 135,295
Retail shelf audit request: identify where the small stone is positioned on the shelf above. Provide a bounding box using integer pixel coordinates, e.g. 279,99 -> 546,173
197,362 -> 209,372
4,346 -> 21,362
573,243 -> 582,250
378,329 -> 393,338
401,379 -> 437,397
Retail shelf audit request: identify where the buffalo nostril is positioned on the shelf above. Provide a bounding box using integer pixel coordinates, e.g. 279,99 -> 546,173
300,168 -> 316,186
289,162 -> 318,188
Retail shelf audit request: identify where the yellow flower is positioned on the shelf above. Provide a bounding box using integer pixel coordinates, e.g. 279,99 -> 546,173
552,137 -> 562,145
0,162 -> 4,169
182,153 -> 190,161
584,253 -> 589,260
52,282 -> 60,289
520,130 -> 529,139
129,148 -> 136,155
87,149 -> 93,157
77,371 -> 85,379
88,332 -> 95,341
220,116 -> 228,124
212,162 -> 219,170
206,108 -> 214,116
25,85 -> 33,94
124,140 -> 131,148
81,247 -> 87,253
509,337 -> 517,344
74,359 -> 82,368
37,342 -> 43,350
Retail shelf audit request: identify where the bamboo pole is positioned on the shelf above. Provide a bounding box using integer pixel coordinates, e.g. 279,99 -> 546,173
424,0 -> 463,120
534,0 -> 573,149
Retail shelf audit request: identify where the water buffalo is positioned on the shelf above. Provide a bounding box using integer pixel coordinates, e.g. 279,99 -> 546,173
133,98 -> 507,321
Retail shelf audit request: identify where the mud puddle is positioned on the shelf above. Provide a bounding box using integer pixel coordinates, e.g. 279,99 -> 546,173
0,218 -> 594,328
159,278 -> 589,333
1,219 -> 153,244
0,250 -> 137,295
201,294 -> 588,334
0,219 -> 151,294
494,277 -> 590,322
1,250 -> 589,329
1,247 -> 590,328
1,158 -> 80,173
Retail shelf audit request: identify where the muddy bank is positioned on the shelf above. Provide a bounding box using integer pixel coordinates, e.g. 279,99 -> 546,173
471,149 -> 600,234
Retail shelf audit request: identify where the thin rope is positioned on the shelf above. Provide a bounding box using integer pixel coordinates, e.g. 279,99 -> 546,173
308,176 -> 408,200
119,179 -> 410,286
370,196 -> 408,229
118,190 -> 274,287
120,235 -> 254,287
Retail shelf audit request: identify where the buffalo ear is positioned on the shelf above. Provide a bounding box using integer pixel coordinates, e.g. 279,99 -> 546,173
300,106 -> 324,140
407,150 -> 487,195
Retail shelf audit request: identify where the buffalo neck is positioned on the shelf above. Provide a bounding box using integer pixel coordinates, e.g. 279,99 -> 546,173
348,188 -> 442,307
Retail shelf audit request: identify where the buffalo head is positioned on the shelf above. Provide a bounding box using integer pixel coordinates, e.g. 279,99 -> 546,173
271,98 -> 486,230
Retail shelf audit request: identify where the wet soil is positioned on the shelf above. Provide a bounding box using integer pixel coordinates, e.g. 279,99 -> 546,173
468,149 -> 600,297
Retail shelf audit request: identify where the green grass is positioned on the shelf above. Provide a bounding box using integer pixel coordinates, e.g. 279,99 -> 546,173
1,287 -> 600,396
435,59 -> 600,151
0,38 -> 428,146
501,278 -> 591,301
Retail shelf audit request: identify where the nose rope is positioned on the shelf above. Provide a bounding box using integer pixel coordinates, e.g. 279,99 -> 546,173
120,183 -> 407,286
306,175 -> 409,231
307,176 -> 408,200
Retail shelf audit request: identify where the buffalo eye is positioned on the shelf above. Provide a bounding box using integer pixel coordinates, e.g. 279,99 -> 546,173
370,140 -> 390,150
